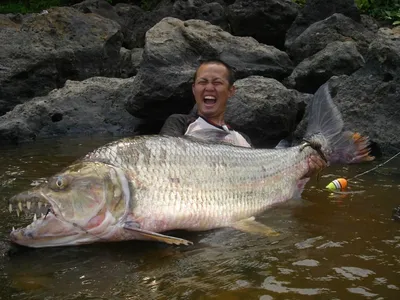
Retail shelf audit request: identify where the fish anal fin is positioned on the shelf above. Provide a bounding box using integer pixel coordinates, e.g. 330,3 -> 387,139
232,217 -> 280,237
123,222 -> 193,246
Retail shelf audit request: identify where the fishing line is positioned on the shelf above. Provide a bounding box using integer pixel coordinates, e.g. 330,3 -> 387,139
326,150 -> 400,191
347,150 -> 400,181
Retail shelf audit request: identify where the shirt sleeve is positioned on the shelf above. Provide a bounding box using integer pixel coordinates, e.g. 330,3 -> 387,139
159,114 -> 190,136
234,132 -> 252,148
236,131 -> 253,147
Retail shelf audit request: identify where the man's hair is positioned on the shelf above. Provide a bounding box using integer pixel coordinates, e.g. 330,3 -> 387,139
193,58 -> 235,86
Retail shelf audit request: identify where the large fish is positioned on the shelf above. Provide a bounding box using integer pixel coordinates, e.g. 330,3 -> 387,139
8,84 -> 374,248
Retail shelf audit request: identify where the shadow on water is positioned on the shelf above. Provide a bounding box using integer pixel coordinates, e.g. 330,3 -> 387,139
0,136 -> 399,299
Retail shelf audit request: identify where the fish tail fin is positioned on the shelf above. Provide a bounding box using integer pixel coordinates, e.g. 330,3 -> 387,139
304,83 -> 375,164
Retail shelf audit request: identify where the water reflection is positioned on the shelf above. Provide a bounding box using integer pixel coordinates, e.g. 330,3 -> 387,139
0,136 -> 399,299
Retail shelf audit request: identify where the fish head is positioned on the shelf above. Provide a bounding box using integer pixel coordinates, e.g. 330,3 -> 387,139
9,161 -> 127,247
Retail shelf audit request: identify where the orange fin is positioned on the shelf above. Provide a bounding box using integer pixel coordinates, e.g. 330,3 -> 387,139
350,132 -> 375,163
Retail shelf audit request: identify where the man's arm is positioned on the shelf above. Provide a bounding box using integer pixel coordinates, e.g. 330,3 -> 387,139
159,114 -> 191,136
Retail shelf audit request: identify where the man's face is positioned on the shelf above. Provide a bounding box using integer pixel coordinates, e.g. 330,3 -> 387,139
192,63 -> 235,122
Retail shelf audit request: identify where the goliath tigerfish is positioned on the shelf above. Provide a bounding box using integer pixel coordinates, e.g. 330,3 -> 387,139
8,84 -> 374,248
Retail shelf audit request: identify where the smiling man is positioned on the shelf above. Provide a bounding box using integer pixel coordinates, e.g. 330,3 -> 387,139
160,59 -> 251,147
160,58 -> 327,178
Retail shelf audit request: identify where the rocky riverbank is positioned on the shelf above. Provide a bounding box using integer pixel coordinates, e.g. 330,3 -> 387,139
0,0 -> 399,154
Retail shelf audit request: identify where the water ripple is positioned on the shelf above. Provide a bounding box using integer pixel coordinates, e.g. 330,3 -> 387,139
333,267 -> 375,280
261,276 -> 329,295
347,287 -> 378,297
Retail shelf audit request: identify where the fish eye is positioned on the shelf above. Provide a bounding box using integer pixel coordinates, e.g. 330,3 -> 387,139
56,178 -> 63,187
52,176 -> 68,190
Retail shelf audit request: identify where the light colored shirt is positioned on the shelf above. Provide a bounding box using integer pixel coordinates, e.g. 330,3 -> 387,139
184,117 -> 251,148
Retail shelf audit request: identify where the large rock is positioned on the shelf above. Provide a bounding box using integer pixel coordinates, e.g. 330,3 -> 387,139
0,7 -> 123,116
113,3 -> 148,49
285,41 -> 364,93
73,0 -> 121,23
294,27 -> 400,156
118,47 -> 143,78
125,17 -> 294,120
227,0 -> 299,49
173,0 -> 229,31
73,0 -> 138,48
329,27 -> 400,155
0,77 -> 138,144
225,76 -> 311,148
113,0 -> 230,49
286,13 -> 375,64
286,0 -> 361,50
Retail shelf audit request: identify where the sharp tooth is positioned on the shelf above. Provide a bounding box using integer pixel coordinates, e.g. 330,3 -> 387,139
18,202 -> 22,212
9,204 -> 12,213
16,210 -> 20,217
12,226 -> 15,231
33,214 -> 37,222
27,201 -> 31,210
38,202 -> 42,209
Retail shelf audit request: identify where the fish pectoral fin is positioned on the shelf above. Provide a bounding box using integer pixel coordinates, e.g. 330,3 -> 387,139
232,217 -> 280,237
123,222 -> 193,246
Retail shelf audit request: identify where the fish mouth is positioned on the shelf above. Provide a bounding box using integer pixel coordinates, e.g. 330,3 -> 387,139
8,191 -> 80,247
8,190 -> 55,220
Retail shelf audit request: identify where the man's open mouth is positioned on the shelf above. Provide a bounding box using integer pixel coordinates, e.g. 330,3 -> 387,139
204,95 -> 216,106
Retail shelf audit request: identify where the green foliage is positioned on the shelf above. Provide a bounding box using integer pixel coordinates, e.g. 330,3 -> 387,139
0,0 -> 62,14
355,0 -> 400,25
1,0 -> 398,25
0,1 -> 27,14
290,0 -> 399,26
292,0 -> 307,8
140,0 -> 160,11
29,0 -> 62,11
0,0 -> 162,14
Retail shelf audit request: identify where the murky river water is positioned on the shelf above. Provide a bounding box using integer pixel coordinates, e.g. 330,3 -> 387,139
0,136 -> 399,299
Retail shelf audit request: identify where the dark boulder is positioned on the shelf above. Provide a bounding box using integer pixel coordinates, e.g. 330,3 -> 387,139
285,41 -> 364,93
330,28 -> 400,156
225,76 -> 311,148
286,0 -> 361,50
0,77 -> 138,144
227,0 -> 298,49
125,17 -> 293,121
286,13 -> 375,64
0,7 -> 123,115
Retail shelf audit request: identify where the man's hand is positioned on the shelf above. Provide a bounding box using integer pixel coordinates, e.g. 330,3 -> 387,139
302,154 -> 328,179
